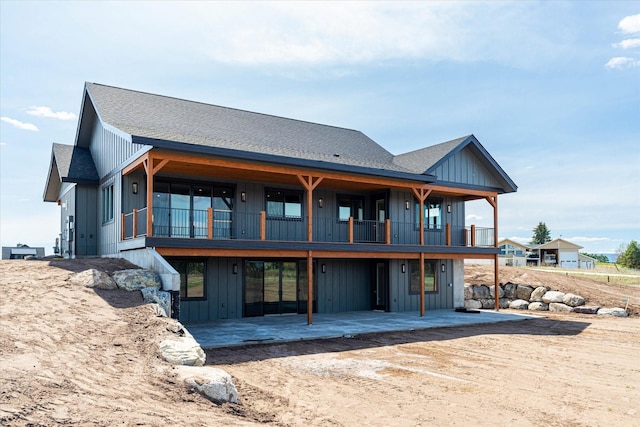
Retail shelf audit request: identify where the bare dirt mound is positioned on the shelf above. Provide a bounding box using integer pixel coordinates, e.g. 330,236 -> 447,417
2,259 -> 639,426
0,259 -> 258,426
465,264 -> 640,315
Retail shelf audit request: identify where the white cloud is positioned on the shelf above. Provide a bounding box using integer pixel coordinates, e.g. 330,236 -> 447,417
25,106 -> 77,120
605,56 -> 639,69
0,117 -> 39,131
619,14 -> 640,34
466,214 -> 483,221
614,38 -> 640,49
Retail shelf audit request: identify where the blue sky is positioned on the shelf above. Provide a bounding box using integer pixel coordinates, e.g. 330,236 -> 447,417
1,1 -> 638,255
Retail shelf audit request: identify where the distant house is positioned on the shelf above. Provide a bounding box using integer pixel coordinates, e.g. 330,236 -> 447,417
43,82 -> 517,322
2,244 -> 45,260
496,238 -> 595,269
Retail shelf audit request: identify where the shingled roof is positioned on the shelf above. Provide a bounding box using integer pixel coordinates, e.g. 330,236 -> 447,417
43,143 -> 99,202
83,82 -> 420,176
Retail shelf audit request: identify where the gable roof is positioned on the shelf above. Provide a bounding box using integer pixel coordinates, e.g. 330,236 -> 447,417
70,83 -> 516,193
82,83 -> 432,182
43,143 -> 99,202
497,239 -> 531,251
393,135 -> 517,193
534,238 -> 583,251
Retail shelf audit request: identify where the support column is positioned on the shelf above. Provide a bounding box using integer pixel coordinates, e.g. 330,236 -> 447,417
296,175 -> 323,242
485,194 -> 499,310
411,187 -> 432,246
307,251 -> 313,325
420,252 -> 425,317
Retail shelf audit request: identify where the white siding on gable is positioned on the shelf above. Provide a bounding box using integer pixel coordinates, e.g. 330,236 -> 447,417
433,147 -> 500,188
89,120 -> 146,178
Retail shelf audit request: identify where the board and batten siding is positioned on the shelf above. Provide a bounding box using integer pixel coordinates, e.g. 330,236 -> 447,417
388,259 -> 454,312
431,148 -> 500,189
88,118 -> 149,255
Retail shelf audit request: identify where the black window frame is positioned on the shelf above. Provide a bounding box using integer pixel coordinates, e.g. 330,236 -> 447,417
336,194 -> 365,222
265,188 -> 303,220
171,259 -> 207,300
408,259 -> 438,294
102,184 -> 114,224
415,198 -> 443,230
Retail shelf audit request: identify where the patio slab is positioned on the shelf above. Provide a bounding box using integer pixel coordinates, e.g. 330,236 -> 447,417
186,309 -> 536,349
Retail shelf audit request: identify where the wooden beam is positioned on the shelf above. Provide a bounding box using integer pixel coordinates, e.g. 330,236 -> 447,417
307,251 -> 313,325
122,153 -> 148,176
132,209 -> 138,238
446,223 -> 451,246
385,219 -> 391,245
494,253 -> 500,311
348,217 -> 354,244
146,158 -> 154,237
260,211 -> 266,240
207,208 -> 213,240
154,247 -> 498,260
420,252 -> 425,317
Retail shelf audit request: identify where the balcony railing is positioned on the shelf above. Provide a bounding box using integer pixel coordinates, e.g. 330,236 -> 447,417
121,207 -> 494,247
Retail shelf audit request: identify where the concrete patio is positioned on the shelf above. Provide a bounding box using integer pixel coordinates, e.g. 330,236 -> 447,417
186,309 -> 536,349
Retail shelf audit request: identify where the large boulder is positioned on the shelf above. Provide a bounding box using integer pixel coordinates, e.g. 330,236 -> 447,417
174,366 -> 238,404
529,287 -> 547,302
479,298 -> 495,309
573,306 -> 600,314
499,298 -> 511,309
528,302 -> 549,311
159,326 -> 206,366
68,269 -> 118,290
464,283 -> 474,300
489,285 -> 504,299
112,269 -> 162,291
473,285 -> 491,299
542,291 -> 565,304
464,299 -> 482,309
509,299 -> 530,310
563,293 -> 585,307
141,287 -> 171,317
516,285 -> 534,301
503,282 -> 517,299
549,302 -> 573,313
597,308 -> 628,317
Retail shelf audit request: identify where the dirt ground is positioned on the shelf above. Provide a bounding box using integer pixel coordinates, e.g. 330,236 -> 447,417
1,259 -> 639,426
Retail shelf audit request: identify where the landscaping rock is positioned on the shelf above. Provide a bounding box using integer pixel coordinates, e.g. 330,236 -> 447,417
464,299 -> 482,309
69,269 -> 118,290
597,307 -> 628,317
516,285 -> 534,301
175,366 -> 238,404
573,306 -> 600,314
499,298 -> 510,309
549,302 -> 573,313
563,293 -> 585,307
542,291 -> 565,304
528,302 -> 549,311
502,282 -> 517,299
509,299 -> 530,310
141,287 -> 171,317
529,287 -> 547,302
473,285 -> 491,299
112,269 -> 162,291
480,298 -> 495,309
464,283 -> 474,300
489,285 -> 504,299
503,282 -> 517,299
159,326 -> 206,366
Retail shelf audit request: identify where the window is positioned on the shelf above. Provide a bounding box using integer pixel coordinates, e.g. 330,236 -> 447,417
337,195 -> 364,221
409,260 -> 437,293
172,260 -> 206,299
416,199 -> 442,229
266,189 -> 302,218
102,184 -> 114,223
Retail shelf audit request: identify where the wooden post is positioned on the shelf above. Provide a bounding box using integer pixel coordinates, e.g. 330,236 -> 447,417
446,223 -> 451,246
307,251 -> 313,325
385,218 -> 391,244
348,217 -> 354,244
420,252 -> 425,317
132,208 -> 138,238
494,253 -> 500,311
207,207 -> 213,239
145,156 -> 153,238
471,224 -> 476,247
121,213 -> 126,241
260,211 -> 266,240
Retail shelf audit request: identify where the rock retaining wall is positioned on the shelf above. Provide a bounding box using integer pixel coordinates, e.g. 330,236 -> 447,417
464,282 -> 628,317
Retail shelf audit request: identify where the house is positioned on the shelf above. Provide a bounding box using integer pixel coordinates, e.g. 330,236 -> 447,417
43,82 -> 517,323
1,244 -> 45,260
496,238 -> 596,269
